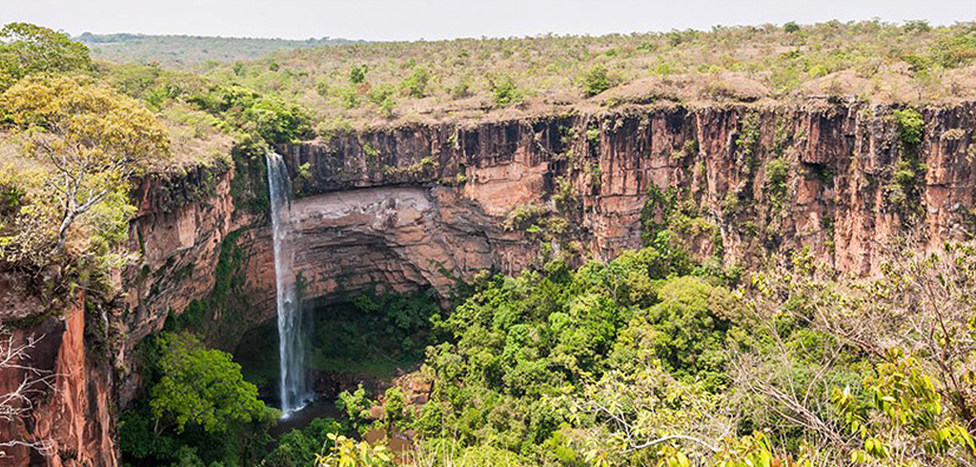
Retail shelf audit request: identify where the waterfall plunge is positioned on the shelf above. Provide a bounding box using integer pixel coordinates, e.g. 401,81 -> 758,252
266,152 -> 309,415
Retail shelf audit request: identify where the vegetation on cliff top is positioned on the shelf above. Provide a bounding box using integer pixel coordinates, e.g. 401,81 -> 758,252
199,20 -> 976,126
0,23 -> 311,286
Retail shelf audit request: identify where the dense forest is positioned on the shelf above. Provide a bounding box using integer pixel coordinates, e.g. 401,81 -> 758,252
1,19 -> 976,467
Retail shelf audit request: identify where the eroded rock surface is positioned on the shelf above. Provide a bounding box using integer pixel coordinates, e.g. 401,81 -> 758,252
3,103 -> 976,466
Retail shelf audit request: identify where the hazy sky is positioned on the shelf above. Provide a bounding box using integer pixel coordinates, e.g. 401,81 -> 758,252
1,0 -> 974,41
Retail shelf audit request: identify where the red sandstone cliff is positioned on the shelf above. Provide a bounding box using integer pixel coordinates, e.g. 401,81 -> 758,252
2,102 -> 974,466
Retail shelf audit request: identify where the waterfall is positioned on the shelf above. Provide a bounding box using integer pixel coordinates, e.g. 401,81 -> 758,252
266,151 -> 309,415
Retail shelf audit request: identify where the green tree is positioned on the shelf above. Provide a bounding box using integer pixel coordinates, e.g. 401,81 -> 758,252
579,65 -> 614,97
244,96 -> 313,144
400,66 -> 430,98
0,75 -> 169,264
488,74 -> 523,107
0,22 -> 91,91
336,384 -> 375,434
150,332 -> 271,434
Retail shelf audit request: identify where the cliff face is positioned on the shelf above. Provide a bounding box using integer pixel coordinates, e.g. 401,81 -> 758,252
3,102 -> 975,466
0,293 -> 116,467
279,102 -> 976,278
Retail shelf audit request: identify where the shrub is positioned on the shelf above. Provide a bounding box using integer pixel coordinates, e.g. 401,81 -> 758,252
579,65 -> 613,97
449,76 -> 471,99
336,384 -> 375,433
894,107 -> 925,146
349,64 -> 369,84
400,66 -> 430,98
244,96 -> 313,144
783,21 -> 801,33
764,157 -> 789,205
488,74 -> 523,107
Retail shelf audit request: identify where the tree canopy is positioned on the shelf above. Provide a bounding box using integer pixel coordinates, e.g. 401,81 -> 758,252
0,23 -> 90,91
150,332 -> 271,434
0,75 -> 169,268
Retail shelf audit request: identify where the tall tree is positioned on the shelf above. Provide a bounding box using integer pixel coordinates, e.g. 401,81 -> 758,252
1,75 -> 169,261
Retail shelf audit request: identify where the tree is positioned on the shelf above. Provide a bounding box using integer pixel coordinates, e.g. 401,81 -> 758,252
400,66 -> 430,98
0,23 -> 91,91
150,332 -> 270,434
1,75 -> 169,260
579,65 -> 614,97
741,242 -> 976,465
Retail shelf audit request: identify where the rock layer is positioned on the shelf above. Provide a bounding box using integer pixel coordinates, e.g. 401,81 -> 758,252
3,102 -> 976,466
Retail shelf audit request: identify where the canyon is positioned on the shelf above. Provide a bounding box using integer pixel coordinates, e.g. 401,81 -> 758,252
2,101 -> 975,466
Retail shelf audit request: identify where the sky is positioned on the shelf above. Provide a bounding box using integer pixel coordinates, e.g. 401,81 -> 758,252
0,0 -> 974,41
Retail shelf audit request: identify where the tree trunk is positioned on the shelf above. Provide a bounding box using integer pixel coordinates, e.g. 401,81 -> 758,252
52,211 -> 76,255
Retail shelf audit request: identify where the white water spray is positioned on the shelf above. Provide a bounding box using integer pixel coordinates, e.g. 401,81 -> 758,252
266,152 -> 309,415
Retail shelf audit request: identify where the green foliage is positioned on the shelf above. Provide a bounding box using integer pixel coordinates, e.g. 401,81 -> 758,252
0,22 -> 91,91
636,276 -> 735,390
349,64 -> 369,85
307,289 -> 441,374
382,386 -> 408,427
640,185 -> 714,262
579,65 -> 614,97
886,108 -> 927,220
261,418 -> 342,467
336,384 -> 376,434
783,22 -> 801,33
488,74 -> 523,107
120,332 -> 275,467
400,66 -> 430,98
150,332 -> 271,434
316,434 -> 391,467
894,107 -> 925,146
417,244 -> 713,464
832,349 -> 975,464
245,96 -> 313,144
735,112 -> 762,158
764,157 -> 789,209
190,83 -> 313,144
228,136 -> 271,215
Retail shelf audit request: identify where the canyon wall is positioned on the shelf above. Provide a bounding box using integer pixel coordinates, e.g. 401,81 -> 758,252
3,102 -> 975,466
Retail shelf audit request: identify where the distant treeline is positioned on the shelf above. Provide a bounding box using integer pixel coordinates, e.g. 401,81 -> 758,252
73,32 -> 366,66
74,31 -> 359,45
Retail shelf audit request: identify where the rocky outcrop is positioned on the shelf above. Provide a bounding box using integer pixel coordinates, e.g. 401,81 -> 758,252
123,101 -> 976,349
280,102 -> 976,276
3,102 -> 975,466
0,292 -> 115,467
